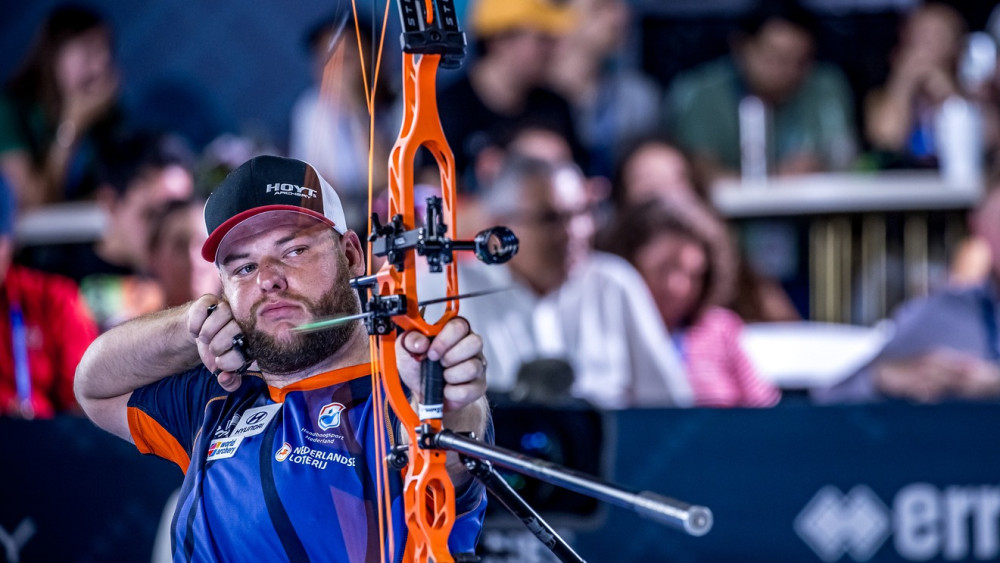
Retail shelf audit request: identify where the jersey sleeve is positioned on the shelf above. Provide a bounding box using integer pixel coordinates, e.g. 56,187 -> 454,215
127,366 -> 222,471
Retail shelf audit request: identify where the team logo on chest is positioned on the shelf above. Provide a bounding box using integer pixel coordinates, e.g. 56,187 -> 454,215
275,442 -> 292,462
318,402 -> 346,430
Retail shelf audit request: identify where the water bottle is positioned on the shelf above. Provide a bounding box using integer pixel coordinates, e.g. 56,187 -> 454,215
934,95 -> 983,189
739,95 -> 769,186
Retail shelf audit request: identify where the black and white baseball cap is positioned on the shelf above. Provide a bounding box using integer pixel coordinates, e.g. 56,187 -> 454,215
201,155 -> 348,262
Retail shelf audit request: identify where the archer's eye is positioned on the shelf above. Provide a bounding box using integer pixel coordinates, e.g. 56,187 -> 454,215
234,263 -> 257,277
285,246 -> 308,258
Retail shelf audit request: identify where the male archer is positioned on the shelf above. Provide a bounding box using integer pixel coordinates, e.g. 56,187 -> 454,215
74,155 -> 490,560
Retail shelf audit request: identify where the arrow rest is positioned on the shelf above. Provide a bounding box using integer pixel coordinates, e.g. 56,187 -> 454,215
349,276 -> 407,336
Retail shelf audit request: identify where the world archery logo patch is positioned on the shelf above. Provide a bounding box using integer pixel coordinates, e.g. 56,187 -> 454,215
206,436 -> 242,461
318,402 -> 346,431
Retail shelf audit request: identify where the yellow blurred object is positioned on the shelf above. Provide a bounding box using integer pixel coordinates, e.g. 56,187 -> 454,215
470,0 -> 578,37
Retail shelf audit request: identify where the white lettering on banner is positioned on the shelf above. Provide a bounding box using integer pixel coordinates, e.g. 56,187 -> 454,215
265,183 -> 318,198
0,518 -> 36,563
894,484 -> 938,560
797,484 -> 1000,561
895,484 -> 1000,561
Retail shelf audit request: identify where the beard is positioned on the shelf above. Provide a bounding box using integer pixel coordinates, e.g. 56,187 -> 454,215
237,254 -> 361,375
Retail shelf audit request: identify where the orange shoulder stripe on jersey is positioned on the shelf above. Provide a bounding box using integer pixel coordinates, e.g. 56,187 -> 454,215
128,406 -> 191,473
267,363 -> 371,403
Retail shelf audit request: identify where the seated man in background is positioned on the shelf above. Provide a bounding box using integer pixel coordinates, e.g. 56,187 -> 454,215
23,132 -> 195,330
0,179 -> 97,418
428,156 -> 693,409
815,183 -> 1000,403
666,0 -> 858,184
146,198 -> 221,308
547,0 -> 662,178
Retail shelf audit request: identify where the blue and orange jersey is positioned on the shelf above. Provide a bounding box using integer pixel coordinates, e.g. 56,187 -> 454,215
127,362 -> 487,561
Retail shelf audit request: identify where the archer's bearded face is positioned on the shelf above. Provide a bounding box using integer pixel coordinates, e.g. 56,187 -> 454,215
215,211 -> 364,375
237,253 -> 360,375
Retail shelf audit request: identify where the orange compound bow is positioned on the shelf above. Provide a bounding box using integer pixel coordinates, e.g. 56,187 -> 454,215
344,0 -> 518,561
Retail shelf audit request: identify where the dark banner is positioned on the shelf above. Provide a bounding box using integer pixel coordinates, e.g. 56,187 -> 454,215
486,402 -> 1000,563
0,417 -> 181,563
4,403 -> 1000,562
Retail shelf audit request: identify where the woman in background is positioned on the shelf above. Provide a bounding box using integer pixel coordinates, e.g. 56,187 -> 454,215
0,5 -> 124,208
602,195 -> 780,407
612,134 -> 801,323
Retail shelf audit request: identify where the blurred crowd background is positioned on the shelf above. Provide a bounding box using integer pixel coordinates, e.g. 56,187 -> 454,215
7,0 -> 1000,561
3,0 -> 1000,415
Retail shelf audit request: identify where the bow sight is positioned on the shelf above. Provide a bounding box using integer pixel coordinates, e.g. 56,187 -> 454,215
369,196 -> 519,273
351,196 -> 517,336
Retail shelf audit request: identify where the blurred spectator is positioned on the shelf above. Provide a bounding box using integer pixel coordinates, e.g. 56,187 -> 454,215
0,178 -> 98,418
815,181 -> 1000,404
547,0 -> 661,178
611,133 -> 801,323
467,122 -> 604,237
666,0 -> 858,184
288,13 -> 393,228
0,5 -> 126,208
439,0 -> 583,191
147,198 -> 220,308
613,133 -> 702,203
429,156 -> 693,408
195,133 -> 278,197
602,196 -> 781,407
864,3 -> 998,170
26,132 -> 194,330
472,122 -> 575,191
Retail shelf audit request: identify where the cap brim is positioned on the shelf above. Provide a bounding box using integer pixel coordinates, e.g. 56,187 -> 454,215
201,205 -> 336,263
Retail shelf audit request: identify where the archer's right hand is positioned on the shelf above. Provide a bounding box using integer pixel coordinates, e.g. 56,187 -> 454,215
187,295 -> 247,392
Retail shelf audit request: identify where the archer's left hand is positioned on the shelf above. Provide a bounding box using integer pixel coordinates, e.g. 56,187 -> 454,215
397,317 -> 487,413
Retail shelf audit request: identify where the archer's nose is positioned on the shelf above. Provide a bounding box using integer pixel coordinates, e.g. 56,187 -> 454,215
256,258 -> 288,293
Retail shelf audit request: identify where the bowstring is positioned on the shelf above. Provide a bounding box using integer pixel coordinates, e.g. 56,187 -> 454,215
348,0 -> 395,560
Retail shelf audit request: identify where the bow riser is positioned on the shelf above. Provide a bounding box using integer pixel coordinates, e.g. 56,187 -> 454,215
377,50 -> 461,563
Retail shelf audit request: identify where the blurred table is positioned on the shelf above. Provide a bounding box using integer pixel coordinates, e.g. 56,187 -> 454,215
15,201 -> 106,246
740,321 -> 891,390
711,171 -> 984,324
712,171 -> 981,217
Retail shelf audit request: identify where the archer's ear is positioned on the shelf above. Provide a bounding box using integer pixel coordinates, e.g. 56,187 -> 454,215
341,230 -> 367,276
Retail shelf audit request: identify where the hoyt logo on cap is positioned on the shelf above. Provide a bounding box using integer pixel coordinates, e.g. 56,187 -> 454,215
201,155 -> 348,262
265,183 -> 319,198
